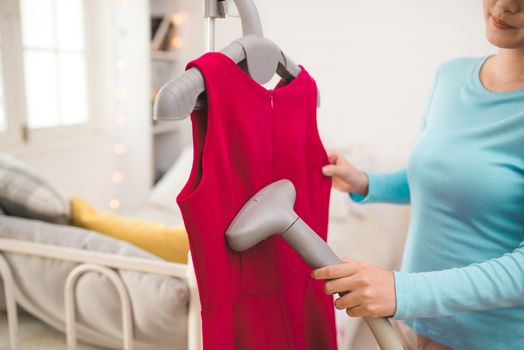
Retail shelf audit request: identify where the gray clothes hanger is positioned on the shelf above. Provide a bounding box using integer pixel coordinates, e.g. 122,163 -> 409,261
153,0 -> 320,121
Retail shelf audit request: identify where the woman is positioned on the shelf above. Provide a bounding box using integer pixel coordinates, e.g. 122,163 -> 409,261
311,1 -> 524,349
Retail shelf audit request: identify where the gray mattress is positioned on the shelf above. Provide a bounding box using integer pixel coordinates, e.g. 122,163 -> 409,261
0,215 -> 189,350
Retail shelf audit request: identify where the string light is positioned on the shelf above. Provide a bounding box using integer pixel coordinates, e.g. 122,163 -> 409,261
111,0 -> 127,212
109,198 -> 121,209
171,13 -> 184,26
114,143 -> 126,155
112,171 -> 124,183
115,115 -> 126,126
115,88 -> 126,99
170,36 -> 183,49
116,59 -> 127,70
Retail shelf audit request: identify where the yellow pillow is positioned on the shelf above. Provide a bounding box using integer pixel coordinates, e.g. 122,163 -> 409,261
70,196 -> 189,264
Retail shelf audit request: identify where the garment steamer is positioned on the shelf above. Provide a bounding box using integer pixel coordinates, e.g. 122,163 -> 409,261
226,180 -> 403,350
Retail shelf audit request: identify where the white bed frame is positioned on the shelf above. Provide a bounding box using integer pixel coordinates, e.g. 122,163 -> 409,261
0,238 -> 202,350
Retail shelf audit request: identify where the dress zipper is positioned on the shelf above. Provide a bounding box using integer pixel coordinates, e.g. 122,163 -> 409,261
269,90 -> 274,181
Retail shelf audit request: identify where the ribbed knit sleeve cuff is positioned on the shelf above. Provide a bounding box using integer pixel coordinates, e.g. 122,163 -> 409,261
392,271 -> 412,319
348,172 -> 383,204
348,170 -> 410,205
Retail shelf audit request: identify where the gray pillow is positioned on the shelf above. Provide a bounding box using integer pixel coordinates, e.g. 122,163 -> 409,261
0,154 -> 70,224
0,216 -> 189,349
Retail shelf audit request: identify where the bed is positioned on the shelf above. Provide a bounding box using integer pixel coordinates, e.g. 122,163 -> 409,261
0,150 -> 201,350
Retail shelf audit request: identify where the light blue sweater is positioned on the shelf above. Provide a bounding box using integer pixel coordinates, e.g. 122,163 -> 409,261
350,55 -> 524,349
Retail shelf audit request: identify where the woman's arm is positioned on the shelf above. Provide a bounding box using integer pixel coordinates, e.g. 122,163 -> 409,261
349,169 -> 411,205
393,240 -> 524,319
321,152 -> 411,205
311,240 -> 524,319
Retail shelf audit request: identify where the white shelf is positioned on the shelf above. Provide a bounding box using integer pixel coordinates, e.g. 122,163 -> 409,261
151,51 -> 178,62
150,0 -> 183,185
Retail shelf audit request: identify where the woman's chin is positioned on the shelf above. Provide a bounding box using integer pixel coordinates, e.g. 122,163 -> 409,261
485,30 -> 524,49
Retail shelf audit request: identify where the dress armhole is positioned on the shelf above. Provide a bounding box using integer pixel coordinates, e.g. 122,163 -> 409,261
177,107 -> 209,203
308,79 -> 330,165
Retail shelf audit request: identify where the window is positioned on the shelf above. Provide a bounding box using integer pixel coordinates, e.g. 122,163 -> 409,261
19,0 -> 88,129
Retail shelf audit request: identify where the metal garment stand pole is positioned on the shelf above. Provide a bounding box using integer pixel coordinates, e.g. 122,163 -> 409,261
205,18 -> 215,52
204,0 -> 264,52
186,251 -> 201,350
203,0 -> 224,52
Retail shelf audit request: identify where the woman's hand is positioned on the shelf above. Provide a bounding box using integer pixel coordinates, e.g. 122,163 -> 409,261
322,150 -> 369,195
311,258 -> 397,318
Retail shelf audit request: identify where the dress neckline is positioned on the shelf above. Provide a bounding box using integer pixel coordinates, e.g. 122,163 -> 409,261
211,51 -> 308,95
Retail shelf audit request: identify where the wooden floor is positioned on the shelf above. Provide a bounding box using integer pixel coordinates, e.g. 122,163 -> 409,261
0,309 -> 108,350
0,308 -> 378,350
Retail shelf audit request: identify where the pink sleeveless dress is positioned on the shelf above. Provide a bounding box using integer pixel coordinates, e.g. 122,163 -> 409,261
177,52 -> 337,349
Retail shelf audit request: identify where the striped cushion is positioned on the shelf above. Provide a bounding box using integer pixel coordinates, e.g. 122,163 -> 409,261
0,155 -> 70,224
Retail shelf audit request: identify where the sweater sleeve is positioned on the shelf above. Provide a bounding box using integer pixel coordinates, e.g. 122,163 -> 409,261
349,169 -> 411,204
392,240 -> 524,319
